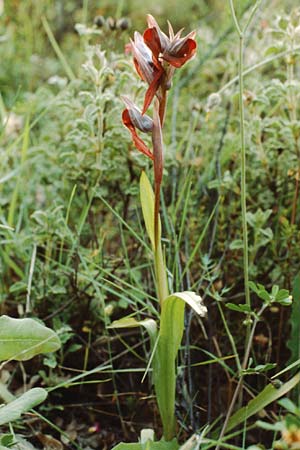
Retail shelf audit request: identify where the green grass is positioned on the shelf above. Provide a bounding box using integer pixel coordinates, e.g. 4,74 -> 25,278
1,1 -> 300,449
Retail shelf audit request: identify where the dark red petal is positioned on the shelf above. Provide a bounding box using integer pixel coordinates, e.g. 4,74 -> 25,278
163,39 -> 197,68
142,68 -> 164,114
143,27 -> 162,61
122,109 -> 154,160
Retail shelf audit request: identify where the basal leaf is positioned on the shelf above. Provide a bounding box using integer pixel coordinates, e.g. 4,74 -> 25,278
0,316 -> 61,362
0,388 -> 48,425
154,292 -> 207,440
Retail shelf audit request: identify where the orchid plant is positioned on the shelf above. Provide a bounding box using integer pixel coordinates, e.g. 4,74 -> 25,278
111,15 -> 206,448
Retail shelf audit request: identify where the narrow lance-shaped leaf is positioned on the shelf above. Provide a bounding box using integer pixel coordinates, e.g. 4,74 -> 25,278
109,317 -> 157,350
140,171 -> 161,249
153,292 -> 207,440
0,316 -> 61,362
226,372 -> 300,432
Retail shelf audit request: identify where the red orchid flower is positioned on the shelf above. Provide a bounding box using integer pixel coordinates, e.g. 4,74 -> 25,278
143,15 -> 197,69
121,96 -> 154,160
130,31 -> 164,113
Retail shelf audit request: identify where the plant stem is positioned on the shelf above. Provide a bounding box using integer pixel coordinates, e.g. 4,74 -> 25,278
217,302 -> 241,373
229,0 -> 251,344
239,34 -> 251,345
154,182 -> 161,251
215,304 -> 267,450
287,37 -> 300,226
159,89 -> 167,127
152,98 -> 169,306
218,45 -> 300,96
154,181 -> 169,305
214,2 -> 263,448
154,240 -> 169,306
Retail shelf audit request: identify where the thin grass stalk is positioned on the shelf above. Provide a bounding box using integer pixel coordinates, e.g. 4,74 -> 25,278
215,304 -> 267,450
239,35 -> 251,345
228,0 -> 251,346
215,2 -> 262,448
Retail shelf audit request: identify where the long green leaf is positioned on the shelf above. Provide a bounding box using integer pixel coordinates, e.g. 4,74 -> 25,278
0,316 -> 61,362
154,292 -> 207,440
226,372 -> 300,432
140,171 -> 161,249
0,388 -> 47,425
109,317 -> 158,350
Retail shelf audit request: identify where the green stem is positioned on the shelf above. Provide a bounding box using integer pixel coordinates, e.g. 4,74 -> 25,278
217,302 -> 241,373
154,240 -> 169,307
228,0 -> 251,343
238,33 -> 251,345
152,97 -> 169,307
215,305 -> 267,450
153,181 -> 168,305
215,3 -> 262,449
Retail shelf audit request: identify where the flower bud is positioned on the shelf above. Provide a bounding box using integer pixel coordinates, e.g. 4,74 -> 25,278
117,18 -> 130,31
243,317 -> 253,326
106,16 -> 117,30
122,96 -> 153,133
129,109 -> 153,133
94,15 -> 105,28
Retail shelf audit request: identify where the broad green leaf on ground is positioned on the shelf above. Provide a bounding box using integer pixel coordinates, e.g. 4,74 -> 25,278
0,316 -> 61,361
226,372 -> 300,432
112,438 -> 179,450
154,292 -> 207,440
140,171 -> 161,249
0,388 -> 47,425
